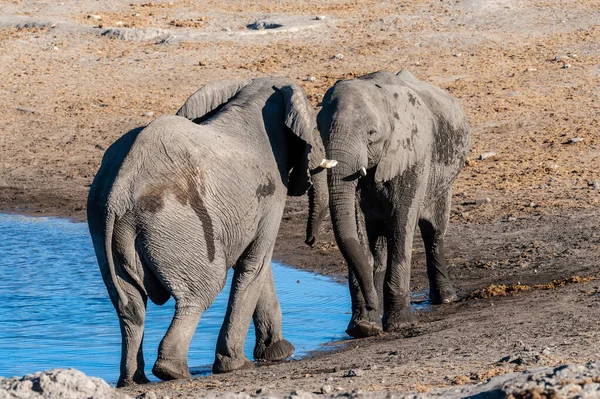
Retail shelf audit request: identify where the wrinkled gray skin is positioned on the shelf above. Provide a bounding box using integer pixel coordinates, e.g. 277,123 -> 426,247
87,78 -> 327,387
308,70 -> 470,338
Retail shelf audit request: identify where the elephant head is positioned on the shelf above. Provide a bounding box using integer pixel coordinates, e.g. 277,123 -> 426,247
313,71 -> 431,311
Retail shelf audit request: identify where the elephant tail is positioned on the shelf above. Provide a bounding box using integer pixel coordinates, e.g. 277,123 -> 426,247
104,209 -> 129,308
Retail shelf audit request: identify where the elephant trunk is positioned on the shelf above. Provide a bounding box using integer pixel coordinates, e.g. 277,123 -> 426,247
305,168 -> 328,246
328,162 -> 378,311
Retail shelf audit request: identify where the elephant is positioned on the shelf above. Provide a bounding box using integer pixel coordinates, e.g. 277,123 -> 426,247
306,70 -> 470,338
87,77 -> 330,387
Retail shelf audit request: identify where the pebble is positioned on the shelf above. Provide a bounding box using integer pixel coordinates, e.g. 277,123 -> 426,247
16,107 -> 37,114
453,52 -> 462,57
475,197 -> 491,205
305,75 -> 316,82
137,391 -> 157,399
115,21 -> 124,26
333,53 -> 344,60
223,27 -> 232,32
143,111 -> 154,117
315,16 -> 326,20
87,14 -> 102,20
343,369 -> 364,377
321,385 -> 333,394
555,55 -> 569,62
566,137 -> 584,144
479,151 -> 496,160
563,63 -> 571,69
525,68 -> 537,72
588,181 -> 599,190
133,12 -> 140,17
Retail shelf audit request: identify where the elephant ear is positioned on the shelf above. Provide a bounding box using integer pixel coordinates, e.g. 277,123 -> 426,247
176,79 -> 252,122
278,84 -> 317,196
374,86 -> 432,183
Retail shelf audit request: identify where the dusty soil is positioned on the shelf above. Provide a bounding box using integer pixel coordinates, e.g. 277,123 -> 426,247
1,0 -> 599,397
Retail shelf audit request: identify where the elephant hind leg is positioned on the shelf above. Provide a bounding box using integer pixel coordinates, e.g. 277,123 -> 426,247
418,190 -> 457,305
110,221 -> 150,387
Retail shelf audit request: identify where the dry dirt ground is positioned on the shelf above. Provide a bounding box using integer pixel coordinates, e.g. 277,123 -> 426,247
1,0 -> 600,397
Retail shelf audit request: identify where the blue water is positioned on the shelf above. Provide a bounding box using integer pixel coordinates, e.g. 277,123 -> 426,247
0,214 -> 352,384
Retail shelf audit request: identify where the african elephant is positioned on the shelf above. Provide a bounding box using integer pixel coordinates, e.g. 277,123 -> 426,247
306,70 -> 470,338
87,78 -> 330,387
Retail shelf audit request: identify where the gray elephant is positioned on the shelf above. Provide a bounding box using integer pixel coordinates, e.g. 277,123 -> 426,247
87,77 -> 330,387
306,70 -> 470,338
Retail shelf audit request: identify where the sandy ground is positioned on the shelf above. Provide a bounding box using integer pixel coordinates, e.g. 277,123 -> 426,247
1,0 -> 599,397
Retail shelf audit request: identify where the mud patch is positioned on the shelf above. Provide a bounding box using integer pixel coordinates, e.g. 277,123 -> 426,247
467,276 -> 597,300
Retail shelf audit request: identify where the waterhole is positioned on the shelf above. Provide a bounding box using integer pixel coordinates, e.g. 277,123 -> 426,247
0,214 -> 352,384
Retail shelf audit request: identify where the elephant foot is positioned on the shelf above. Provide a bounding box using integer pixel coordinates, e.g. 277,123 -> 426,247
212,354 -> 254,374
430,285 -> 457,305
152,358 -> 191,381
383,308 -> 416,332
346,320 -> 383,338
117,372 -> 150,388
254,339 -> 295,362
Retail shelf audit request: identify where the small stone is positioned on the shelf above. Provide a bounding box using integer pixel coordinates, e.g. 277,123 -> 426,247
321,385 -> 333,394
527,202 -> 536,207
343,369 -> 364,378
223,27 -> 232,32
333,53 -> 344,60
453,52 -> 462,57
256,387 -> 265,394
137,391 -> 157,399
16,107 -> 37,114
115,21 -> 124,26
526,68 -> 537,72
305,75 -> 316,82
566,137 -> 584,144
475,197 -> 491,205
53,46 -> 59,50
588,181 -> 599,190
569,53 -> 578,58
563,63 -> 571,69
479,151 -> 496,160
555,55 -> 569,62
315,16 -> 326,20
508,217 -> 517,222
133,12 -> 140,17
143,111 -> 154,117
87,14 -> 102,20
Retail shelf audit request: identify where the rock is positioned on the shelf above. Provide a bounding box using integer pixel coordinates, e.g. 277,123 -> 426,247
588,181 -> 599,190
343,369 -> 364,378
453,52 -> 462,57
478,151 -> 496,160
525,67 -> 537,72
475,197 -> 491,205
0,368 -> 131,399
15,107 -> 37,114
555,55 -> 569,62
287,390 -> 314,399
101,28 -> 173,42
304,76 -> 316,82
321,385 -> 333,394
143,111 -> 154,117
314,16 -> 326,20
333,53 -> 344,60
247,21 -> 283,30
137,392 -> 157,399
563,63 -> 572,69
115,21 -> 124,26
566,137 -> 584,144
87,14 -> 102,20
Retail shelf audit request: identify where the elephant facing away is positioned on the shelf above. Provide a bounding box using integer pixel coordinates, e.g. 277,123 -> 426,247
87,78 -> 328,387
307,70 -> 470,338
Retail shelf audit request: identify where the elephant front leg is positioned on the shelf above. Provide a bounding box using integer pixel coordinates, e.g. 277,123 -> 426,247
383,211 -> 421,332
252,266 -> 295,362
419,190 -> 457,304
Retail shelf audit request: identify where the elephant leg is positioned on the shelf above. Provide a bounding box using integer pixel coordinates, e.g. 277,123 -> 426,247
382,208 -> 420,332
152,302 -> 204,381
419,190 -> 457,304
213,238 -> 278,373
252,265 -> 295,362
346,219 -> 386,338
115,280 -> 149,387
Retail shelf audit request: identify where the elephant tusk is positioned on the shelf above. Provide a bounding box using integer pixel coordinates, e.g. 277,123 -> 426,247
319,159 -> 338,169
359,167 -> 367,177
